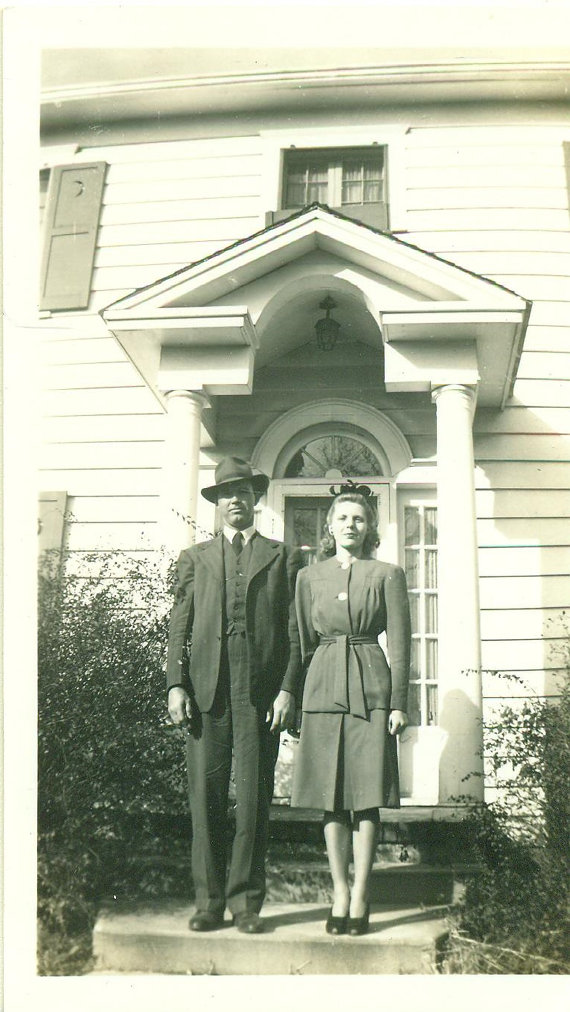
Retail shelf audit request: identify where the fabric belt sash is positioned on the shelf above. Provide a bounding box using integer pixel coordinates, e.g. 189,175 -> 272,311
318,634 -> 379,719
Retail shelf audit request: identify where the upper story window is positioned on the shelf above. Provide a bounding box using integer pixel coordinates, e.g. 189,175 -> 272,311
282,146 -> 386,226
261,126 -> 407,233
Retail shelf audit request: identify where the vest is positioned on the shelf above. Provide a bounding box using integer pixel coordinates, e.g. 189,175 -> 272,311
222,533 -> 254,634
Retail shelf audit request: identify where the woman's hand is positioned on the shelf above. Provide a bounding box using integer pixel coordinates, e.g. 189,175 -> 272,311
388,709 -> 408,736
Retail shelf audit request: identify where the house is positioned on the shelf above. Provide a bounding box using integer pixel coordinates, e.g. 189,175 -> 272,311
38,46 -> 570,814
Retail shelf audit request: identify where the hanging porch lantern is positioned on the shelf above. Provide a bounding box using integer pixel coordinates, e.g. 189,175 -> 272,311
315,295 -> 340,351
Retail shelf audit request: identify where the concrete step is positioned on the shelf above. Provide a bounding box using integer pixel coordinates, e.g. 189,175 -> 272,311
93,900 -> 449,975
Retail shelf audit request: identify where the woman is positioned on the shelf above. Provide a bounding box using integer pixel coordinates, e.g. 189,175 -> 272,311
291,488 -> 411,936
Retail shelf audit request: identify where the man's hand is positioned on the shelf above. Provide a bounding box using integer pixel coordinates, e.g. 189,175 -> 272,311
388,709 -> 408,736
168,686 -> 193,726
267,690 -> 295,734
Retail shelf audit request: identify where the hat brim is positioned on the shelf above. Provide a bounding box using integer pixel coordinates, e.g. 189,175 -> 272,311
201,473 -> 270,504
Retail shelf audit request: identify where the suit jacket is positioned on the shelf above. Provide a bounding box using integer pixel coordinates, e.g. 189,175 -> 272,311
166,532 -> 303,713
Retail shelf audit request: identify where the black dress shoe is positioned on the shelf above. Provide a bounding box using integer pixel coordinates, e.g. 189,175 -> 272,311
325,909 -> 348,935
232,911 -> 264,934
348,904 -> 370,936
189,910 -> 224,932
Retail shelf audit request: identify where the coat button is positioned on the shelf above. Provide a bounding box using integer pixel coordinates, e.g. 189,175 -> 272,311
337,592 -> 348,601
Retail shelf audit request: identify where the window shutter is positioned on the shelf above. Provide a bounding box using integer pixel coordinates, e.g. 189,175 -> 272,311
40,162 -> 106,311
38,491 -> 67,554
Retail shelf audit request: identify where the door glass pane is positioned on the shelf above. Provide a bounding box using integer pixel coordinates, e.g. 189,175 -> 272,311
426,685 -> 438,725
409,593 -> 419,634
407,683 -> 421,727
404,507 -> 420,545
405,549 -> 419,589
425,508 -> 438,544
410,639 -> 421,679
425,550 -> 438,589
426,640 -> 438,680
425,593 -> 438,634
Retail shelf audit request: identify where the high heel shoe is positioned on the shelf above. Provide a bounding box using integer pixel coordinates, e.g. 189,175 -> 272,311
325,909 -> 348,935
348,903 -> 370,936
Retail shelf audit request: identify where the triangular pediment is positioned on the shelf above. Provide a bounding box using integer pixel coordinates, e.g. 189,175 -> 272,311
102,204 -> 530,408
104,203 -> 528,315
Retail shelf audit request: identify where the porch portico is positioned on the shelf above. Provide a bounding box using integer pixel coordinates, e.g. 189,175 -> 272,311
102,204 -> 529,806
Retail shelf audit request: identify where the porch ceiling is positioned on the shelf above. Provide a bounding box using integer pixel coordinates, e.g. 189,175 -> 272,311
102,205 -> 531,409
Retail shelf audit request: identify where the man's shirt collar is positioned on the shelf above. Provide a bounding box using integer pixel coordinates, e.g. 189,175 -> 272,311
223,524 -> 256,546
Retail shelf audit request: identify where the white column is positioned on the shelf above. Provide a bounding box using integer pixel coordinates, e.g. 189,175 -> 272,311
160,390 -> 210,551
432,383 -> 484,803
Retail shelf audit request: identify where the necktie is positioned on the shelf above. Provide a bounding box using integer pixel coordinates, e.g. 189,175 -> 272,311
232,531 -> 244,557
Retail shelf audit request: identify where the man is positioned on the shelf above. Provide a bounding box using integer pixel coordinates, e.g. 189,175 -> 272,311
167,457 -> 302,934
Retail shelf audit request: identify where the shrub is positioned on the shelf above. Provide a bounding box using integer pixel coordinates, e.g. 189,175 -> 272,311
37,550 -> 189,942
446,660 -> 570,974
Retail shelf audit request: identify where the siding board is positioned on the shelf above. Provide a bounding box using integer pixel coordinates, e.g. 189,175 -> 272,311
44,415 -> 165,442
478,545 -> 570,576
480,607 -> 568,640
476,518 -> 570,546
38,469 -> 161,496
479,575 -> 568,609
41,387 -> 161,416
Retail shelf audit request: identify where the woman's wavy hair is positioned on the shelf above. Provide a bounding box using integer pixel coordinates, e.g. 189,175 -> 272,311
319,492 -> 379,559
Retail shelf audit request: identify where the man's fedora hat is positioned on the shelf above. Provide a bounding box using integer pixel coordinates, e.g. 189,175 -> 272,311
201,456 -> 270,504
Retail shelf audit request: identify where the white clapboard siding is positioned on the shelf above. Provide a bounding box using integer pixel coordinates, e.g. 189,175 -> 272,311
438,250 -> 570,276
42,441 -> 165,470
406,133 -> 567,162
65,521 -> 159,552
90,264 -> 195,292
522,328 -> 570,353
480,607 -> 568,640
476,518 -> 570,547
511,379 -> 570,407
42,337 -> 127,365
85,135 -> 262,164
491,275 -> 570,302
414,231 -> 570,255
96,217 -> 261,248
407,188 -> 568,211
527,302 -> 570,327
41,386 -> 161,416
483,671 -> 565,706
100,197 -> 262,228
407,125 -> 568,146
102,176 -> 262,206
474,434 -> 570,460
406,209 -> 570,231
517,351 -> 570,380
476,489 -> 570,519
44,414 -> 165,443
94,239 -> 251,269
62,550 -> 160,577
475,462 -> 570,489
407,165 -> 568,190
67,496 -> 160,523
478,545 -> 570,577
38,468 -> 162,496
481,638 -> 568,673
43,362 -> 147,390
90,290 -> 141,312
106,153 -> 263,184
479,575 -> 567,609
474,407 -> 570,435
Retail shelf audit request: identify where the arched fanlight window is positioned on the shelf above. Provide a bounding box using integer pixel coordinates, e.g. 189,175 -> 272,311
284,434 -> 383,479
